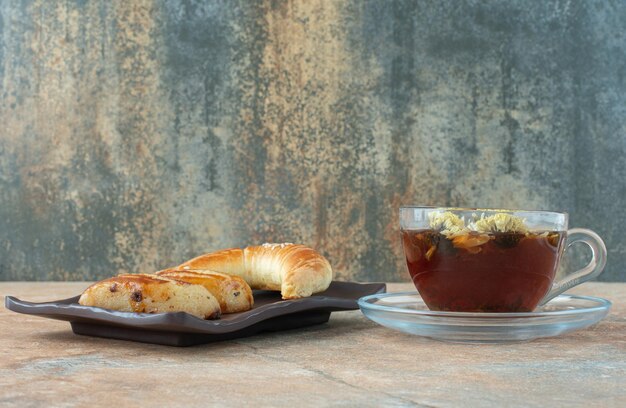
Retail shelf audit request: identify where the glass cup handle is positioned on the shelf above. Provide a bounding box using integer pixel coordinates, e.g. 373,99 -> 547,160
540,228 -> 607,305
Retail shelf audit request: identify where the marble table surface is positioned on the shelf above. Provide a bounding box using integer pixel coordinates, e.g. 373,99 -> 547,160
1,282 -> 624,407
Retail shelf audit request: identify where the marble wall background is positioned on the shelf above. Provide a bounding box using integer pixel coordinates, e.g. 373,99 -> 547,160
0,0 -> 624,281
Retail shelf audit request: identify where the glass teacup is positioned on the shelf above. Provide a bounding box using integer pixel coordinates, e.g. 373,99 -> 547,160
400,207 -> 606,313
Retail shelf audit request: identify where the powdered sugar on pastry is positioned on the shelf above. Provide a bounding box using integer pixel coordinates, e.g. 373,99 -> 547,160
261,243 -> 294,249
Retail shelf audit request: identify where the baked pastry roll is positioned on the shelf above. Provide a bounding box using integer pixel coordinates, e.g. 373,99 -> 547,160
178,243 -> 333,299
156,269 -> 253,313
78,274 -> 221,319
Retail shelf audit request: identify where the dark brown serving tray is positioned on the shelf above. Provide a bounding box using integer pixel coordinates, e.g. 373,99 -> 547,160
5,281 -> 386,347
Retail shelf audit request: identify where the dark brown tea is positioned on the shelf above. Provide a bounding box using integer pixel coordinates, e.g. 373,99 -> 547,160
402,230 -> 566,312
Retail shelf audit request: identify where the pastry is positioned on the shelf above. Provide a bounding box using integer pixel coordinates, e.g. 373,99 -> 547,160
177,243 -> 333,299
156,269 -> 253,313
78,274 -> 221,319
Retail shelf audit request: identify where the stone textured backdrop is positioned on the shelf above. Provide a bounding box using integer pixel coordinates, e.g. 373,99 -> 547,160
0,0 -> 625,282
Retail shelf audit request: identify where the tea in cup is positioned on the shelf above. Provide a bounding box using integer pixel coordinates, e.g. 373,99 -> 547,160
400,207 -> 606,313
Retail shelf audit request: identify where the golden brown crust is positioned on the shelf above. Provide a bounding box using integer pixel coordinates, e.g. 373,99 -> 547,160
177,244 -> 333,299
95,274 -> 189,286
179,248 -> 245,277
78,274 -> 221,319
156,269 -> 253,313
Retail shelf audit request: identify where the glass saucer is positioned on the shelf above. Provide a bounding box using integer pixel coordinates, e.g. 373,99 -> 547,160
358,292 -> 611,343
